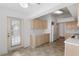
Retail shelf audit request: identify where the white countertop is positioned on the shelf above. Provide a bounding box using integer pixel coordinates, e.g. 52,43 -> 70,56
31,30 -> 50,36
65,38 -> 79,46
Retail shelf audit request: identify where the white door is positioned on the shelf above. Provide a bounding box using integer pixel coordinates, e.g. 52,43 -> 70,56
7,17 -> 23,51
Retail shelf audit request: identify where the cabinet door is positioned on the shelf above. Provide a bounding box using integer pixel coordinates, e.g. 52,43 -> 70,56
44,34 -> 49,43
32,20 -> 40,29
65,44 -> 79,56
39,20 -> 41,28
65,21 -> 77,29
36,35 -> 42,46
41,35 -> 45,44
32,19 -> 47,29
43,20 -> 47,29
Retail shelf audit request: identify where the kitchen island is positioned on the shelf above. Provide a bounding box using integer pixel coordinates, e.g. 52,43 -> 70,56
65,38 -> 79,56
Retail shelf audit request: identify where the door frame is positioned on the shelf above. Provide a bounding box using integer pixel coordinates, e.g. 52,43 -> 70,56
7,16 -> 24,51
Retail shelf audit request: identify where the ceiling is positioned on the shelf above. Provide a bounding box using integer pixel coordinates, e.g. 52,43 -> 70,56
51,7 -> 72,18
0,3 -> 76,19
51,4 -> 77,19
0,3 -> 59,14
67,4 -> 78,19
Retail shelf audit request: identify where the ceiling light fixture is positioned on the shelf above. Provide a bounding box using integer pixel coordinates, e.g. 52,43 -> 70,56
19,3 -> 40,8
54,10 -> 63,14
19,3 -> 28,8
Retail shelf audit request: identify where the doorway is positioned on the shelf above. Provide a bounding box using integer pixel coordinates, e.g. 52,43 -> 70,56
56,23 -> 65,46
7,17 -> 23,51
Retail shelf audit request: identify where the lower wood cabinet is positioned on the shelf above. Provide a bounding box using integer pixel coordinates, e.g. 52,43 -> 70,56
65,44 -> 79,56
30,33 -> 49,48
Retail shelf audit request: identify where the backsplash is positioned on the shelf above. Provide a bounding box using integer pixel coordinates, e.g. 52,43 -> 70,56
66,28 -> 79,34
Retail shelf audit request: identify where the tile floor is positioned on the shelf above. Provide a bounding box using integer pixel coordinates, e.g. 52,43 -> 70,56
4,41 -> 64,56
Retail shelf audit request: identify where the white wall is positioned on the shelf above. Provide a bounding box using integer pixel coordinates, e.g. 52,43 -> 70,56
0,16 -> 8,55
58,23 -> 65,36
67,4 -> 77,19
0,7 -> 31,55
23,20 -> 31,48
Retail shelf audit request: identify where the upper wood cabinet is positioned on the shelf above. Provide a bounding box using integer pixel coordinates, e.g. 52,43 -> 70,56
65,21 -> 77,29
32,18 -> 47,29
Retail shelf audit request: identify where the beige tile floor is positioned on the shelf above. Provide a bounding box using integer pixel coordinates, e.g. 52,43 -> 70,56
4,42 -> 64,56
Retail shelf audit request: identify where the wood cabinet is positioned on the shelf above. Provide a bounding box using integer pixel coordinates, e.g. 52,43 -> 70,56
65,21 -> 77,29
65,44 -> 79,56
30,33 -> 49,48
32,18 -> 47,29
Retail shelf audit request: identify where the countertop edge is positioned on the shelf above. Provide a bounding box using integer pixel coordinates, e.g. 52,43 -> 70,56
64,38 -> 79,46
